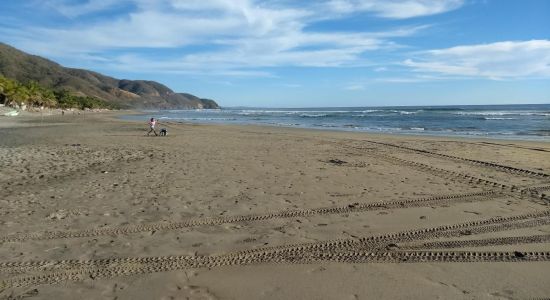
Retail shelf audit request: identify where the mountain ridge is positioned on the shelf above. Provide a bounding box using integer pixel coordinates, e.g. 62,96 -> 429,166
0,43 -> 219,109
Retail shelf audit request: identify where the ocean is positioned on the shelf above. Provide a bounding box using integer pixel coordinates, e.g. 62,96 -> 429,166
126,104 -> 550,141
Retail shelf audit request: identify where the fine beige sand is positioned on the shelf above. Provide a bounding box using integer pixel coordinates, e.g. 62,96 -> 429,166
1,112 -> 549,299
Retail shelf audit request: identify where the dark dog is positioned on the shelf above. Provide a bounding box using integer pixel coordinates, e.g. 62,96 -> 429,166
160,128 -> 167,136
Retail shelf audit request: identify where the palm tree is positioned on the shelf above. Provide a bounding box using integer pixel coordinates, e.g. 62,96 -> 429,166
0,76 -> 22,107
26,81 -> 43,107
41,89 -> 57,108
0,76 -> 14,105
12,84 -> 30,107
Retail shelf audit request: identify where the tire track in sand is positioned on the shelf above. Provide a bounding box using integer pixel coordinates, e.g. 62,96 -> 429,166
2,209 -> 549,290
2,250 -> 550,290
360,140 -> 550,179
0,191 -> 502,243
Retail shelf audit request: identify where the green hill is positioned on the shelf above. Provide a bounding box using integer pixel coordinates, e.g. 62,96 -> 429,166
0,43 -> 219,109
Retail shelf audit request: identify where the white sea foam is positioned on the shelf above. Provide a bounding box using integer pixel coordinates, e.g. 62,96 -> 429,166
300,114 -> 328,117
455,111 -> 549,116
398,111 -> 419,115
186,117 -> 238,121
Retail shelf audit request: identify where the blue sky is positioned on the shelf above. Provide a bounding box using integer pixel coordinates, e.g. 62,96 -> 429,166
1,0 -> 549,107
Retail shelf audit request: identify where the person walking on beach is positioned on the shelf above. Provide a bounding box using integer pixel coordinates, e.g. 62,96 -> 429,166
147,117 -> 158,136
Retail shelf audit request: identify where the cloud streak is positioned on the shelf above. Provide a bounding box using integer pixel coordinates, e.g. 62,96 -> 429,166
43,0 -> 129,17
0,0 -> 456,76
404,40 -> 550,79
326,0 -> 464,19
8,1 -> 546,82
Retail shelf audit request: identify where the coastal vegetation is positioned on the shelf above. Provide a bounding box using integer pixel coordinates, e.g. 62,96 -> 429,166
0,75 -> 117,109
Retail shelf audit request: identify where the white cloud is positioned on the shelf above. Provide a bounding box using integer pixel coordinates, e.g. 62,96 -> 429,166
404,40 -> 550,79
41,0 -> 131,17
343,74 -> 443,90
104,46 -> 373,75
327,0 -> 464,19
2,0 -> 456,76
7,1 -> 429,74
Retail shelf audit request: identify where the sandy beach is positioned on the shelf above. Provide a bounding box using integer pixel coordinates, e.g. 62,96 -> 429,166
1,112 -> 549,299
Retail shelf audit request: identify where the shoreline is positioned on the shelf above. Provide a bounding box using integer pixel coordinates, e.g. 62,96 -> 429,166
3,110 -> 550,158
161,119 -> 550,143
121,105 -> 550,143
115,111 -> 550,148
